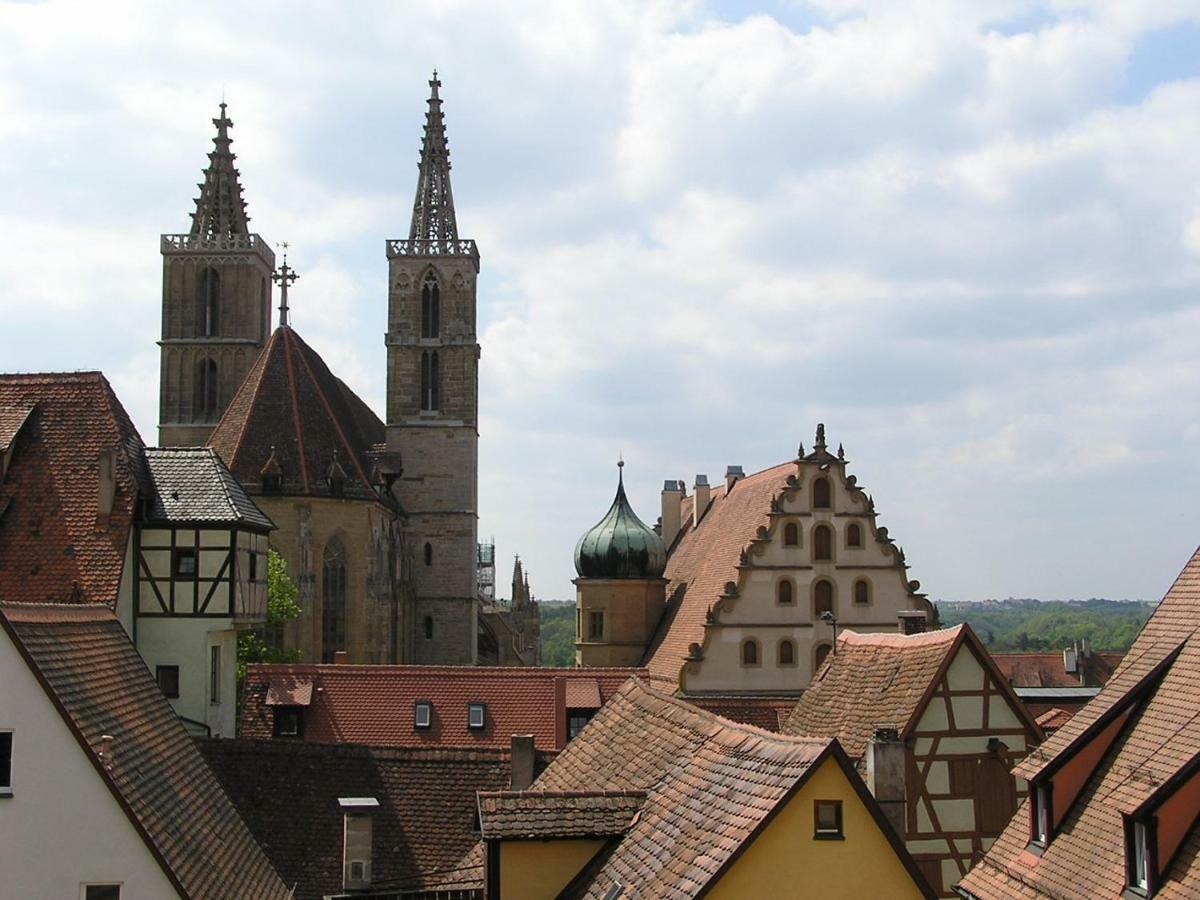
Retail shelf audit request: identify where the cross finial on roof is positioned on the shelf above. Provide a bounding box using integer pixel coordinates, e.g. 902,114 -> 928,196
272,242 -> 299,327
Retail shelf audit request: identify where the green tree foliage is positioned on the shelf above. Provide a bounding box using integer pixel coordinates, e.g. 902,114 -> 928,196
940,599 -> 1153,653
237,549 -> 303,686
539,601 -> 578,667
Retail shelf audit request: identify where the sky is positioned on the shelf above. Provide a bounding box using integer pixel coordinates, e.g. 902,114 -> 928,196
3,0 -> 1200,606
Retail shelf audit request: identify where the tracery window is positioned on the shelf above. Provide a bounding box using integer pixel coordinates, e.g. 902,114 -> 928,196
321,537 -> 347,663
421,273 -> 440,339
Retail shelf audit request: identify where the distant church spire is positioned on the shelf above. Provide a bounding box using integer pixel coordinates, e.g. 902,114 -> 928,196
190,102 -> 250,238
409,71 -> 459,243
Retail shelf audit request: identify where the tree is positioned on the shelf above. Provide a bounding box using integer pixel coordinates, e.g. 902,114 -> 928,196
237,549 -> 302,688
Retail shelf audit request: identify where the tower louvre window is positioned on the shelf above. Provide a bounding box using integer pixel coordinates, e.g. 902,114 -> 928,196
421,274 -> 440,338
322,537 -> 347,663
198,267 -> 220,336
420,350 -> 440,411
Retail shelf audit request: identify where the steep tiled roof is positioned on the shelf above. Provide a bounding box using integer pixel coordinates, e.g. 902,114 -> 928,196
683,695 -> 797,732
1033,707 -> 1073,734
0,372 -> 146,607
241,664 -> 643,751
0,603 -> 290,899
208,326 -> 386,502
959,546 -> 1200,899
144,447 -> 274,529
201,739 -> 526,900
643,462 -> 795,683
477,790 -> 645,840
782,625 -> 1040,759
993,650 -> 1122,689
0,404 -> 33,453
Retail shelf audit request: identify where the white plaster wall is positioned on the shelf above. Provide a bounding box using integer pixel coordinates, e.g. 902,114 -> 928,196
136,618 -> 236,737
0,628 -> 180,899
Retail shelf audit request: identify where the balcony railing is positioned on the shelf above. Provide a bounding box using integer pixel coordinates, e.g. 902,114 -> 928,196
386,238 -> 479,260
161,233 -> 276,267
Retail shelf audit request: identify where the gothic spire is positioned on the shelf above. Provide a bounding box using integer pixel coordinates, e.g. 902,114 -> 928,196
190,102 -> 250,238
409,71 -> 459,243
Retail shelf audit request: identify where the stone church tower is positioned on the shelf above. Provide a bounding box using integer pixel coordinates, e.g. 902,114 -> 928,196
385,74 -> 480,664
158,103 -> 274,447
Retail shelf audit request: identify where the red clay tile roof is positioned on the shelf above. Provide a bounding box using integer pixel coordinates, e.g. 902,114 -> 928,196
266,674 -> 314,706
0,372 -> 146,607
477,790 -> 646,840
208,326 -> 385,502
782,625 -> 1041,759
1033,707 -> 1073,733
643,462 -> 796,684
682,695 -> 798,732
0,602 -> 290,899
241,664 -> 644,751
958,546 -> 1200,899
564,677 -> 602,709
201,739 -> 529,900
992,650 -> 1122,689
0,403 -> 34,453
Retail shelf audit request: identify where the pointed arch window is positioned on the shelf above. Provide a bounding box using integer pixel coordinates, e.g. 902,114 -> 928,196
777,579 -> 794,606
815,642 -> 833,672
783,522 -> 799,546
421,273 -> 441,338
194,357 -> 219,421
421,351 -> 440,411
813,477 -> 831,509
814,579 -> 835,617
813,524 -> 833,561
198,267 -> 220,336
321,537 -> 347,663
778,639 -> 796,667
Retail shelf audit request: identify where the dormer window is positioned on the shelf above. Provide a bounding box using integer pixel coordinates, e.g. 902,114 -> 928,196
1129,818 -> 1152,893
1030,783 -> 1053,848
274,706 -> 304,738
468,702 -> 486,730
414,701 -> 432,730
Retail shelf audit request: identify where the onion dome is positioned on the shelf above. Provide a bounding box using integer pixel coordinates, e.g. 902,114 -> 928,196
574,461 -> 667,579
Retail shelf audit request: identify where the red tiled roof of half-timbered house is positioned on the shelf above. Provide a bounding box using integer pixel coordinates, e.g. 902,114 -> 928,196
992,650 -> 1123,689
957,546 -> 1200,900
241,663 -> 644,751
0,372 -> 148,607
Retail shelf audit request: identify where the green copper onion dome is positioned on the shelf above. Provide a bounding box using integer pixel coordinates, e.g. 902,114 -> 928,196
574,461 -> 667,579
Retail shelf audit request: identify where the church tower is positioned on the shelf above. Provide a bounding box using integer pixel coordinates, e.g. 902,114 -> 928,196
158,103 -> 274,446
386,74 -> 480,664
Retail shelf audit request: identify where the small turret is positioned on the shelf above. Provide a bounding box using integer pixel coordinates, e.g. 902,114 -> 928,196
574,461 -> 667,579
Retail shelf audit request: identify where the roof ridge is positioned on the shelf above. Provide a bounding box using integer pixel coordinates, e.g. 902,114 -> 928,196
479,789 -> 648,800
204,446 -> 242,519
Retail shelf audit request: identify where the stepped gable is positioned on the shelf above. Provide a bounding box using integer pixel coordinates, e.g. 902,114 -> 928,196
959,546 -> 1200,899
1,603 -> 290,899
642,461 -> 795,683
201,739 -> 523,900
0,372 -> 147,607
208,326 -> 385,501
240,663 -> 644,750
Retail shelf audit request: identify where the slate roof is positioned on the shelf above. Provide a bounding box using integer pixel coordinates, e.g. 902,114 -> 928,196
477,790 -> 646,840
992,650 -> 1122,689
0,372 -> 147,607
0,603 -> 290,899
201,739 -> 527,900
241,664 -> 643,751
470,677 -> 934,899
144,447 -> 274,529
208,326 -> 387,502
958,546 -> 1200,900
781,625 -> 1041,759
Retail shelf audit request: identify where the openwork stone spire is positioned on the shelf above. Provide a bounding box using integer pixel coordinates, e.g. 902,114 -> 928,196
190,102 -> 250,238
409,71 -> 459,242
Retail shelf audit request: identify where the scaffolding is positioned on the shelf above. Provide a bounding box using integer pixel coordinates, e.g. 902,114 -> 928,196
477,541 -> 495,603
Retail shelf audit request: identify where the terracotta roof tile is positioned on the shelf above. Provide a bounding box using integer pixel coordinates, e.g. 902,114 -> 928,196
201,739 -> 529,899
681,695 -> 797,732
0,373 -> 145,607
242,664 -> 644,751
208,327 -> 385,501
564,677 -> 602,709
1,602 -> 290,899
477,790 -> 646,840
993,651 -> 1122,689
1033,707 -> 1073,734
959,546 -> 1200,900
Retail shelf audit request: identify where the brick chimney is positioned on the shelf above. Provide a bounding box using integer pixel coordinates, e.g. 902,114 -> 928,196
866,728 -> 906,839
333,650 -> 349,665
338,797 -> 380,890
660,480 -> 684,547
725,465 -> 744,493
693,475 -> 710,528
510,735 -> 535,791
897,611 -> 926,635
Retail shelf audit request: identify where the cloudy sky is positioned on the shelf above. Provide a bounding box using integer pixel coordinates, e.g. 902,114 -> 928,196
3,0 -> 1200,606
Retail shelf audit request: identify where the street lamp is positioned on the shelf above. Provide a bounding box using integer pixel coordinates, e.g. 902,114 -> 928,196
820,610 -> 839,654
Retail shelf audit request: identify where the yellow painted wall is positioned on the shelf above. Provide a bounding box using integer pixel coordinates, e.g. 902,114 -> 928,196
708,757 -> 928,900
498,838 -> 607,900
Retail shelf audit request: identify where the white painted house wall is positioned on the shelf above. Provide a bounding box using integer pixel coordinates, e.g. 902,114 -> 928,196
0,627 -> 179,899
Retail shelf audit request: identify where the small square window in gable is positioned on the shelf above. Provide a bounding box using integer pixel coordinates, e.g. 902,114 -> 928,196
814,800 -> 843,839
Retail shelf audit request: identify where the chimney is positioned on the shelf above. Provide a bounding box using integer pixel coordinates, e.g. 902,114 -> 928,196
897,611 -> 926,635
725,465 -> 744,494
333,650 -> 349,665
97,734 -> 114,770
693,475 -> 710,528
510,734 -> 535,791
1079,637 -> 1091,658
866,728 -> 906,839
1063,645 -> 1078,676
97,449 -> 116,522
661,480 -> 684,547
338,797 -> 380,890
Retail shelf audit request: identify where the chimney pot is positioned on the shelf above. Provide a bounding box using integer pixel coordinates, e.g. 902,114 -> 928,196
333,650 -> 349,665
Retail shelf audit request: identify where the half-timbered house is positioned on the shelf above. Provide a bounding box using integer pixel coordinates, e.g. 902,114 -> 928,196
783,624 -> 1043,897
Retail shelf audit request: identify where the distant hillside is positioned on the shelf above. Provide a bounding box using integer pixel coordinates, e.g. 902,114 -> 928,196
939,598 -> 1154,653
539,600 -> 576,667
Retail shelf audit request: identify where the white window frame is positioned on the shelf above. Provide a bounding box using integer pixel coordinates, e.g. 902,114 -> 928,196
414,701 -> 432,729
468,702 -> 486,730
1133,820 -> 1149,890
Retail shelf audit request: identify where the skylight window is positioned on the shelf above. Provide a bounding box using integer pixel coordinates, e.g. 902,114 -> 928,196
414,701 -> 432,730
468,702 -> 486,730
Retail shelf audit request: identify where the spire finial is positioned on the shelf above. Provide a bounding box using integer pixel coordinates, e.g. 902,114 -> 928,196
409,72 -> 459,243
190,100 -> 250,238
273,243 -> 299,327
430,69 -> 440,100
